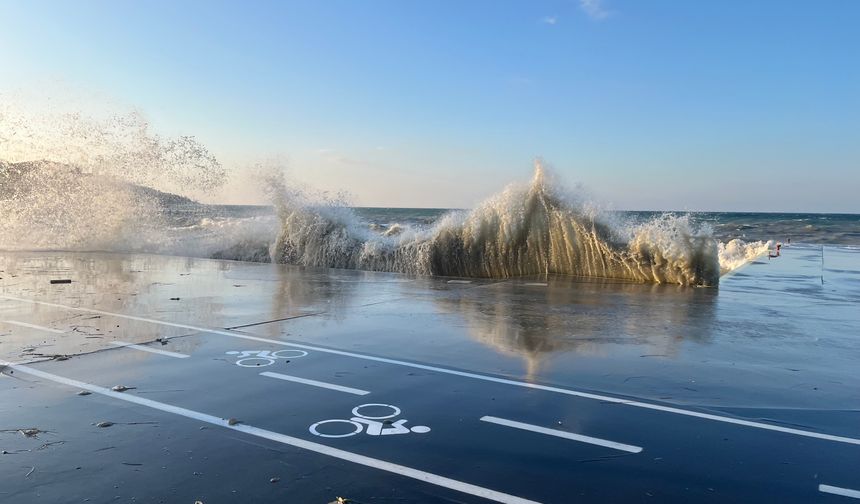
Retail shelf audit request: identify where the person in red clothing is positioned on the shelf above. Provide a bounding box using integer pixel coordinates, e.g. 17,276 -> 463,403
769,242 -> 782,259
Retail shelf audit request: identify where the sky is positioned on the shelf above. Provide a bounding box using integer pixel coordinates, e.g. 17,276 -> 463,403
1,0 -> 858,212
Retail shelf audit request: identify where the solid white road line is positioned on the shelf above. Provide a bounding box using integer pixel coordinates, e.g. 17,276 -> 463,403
1,320 -> 66,334
480,416 -> 642,453
820,485 -> 860,499
260,371 -> 370,395
0,361 -> 539,504
109,341 -> 190,359
3,294 -> 860,446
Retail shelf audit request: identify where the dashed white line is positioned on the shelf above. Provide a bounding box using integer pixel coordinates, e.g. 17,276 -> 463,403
480,416 -> 642,453
523,283 -> 548,287
447,280 -> 472,284
109,341 -> 190,359
3,294 -> 860,446
1,320 -> 66,334
820,485 -> 860,499
0,361 -> 540,504
260,371 -> 370,395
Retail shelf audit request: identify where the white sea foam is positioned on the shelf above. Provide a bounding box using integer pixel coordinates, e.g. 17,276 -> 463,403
1,101 -> 766,284
718,238 -> 772,273
0,160 -> 164,251
0,101 -> 239,255
269,162 -> 722,285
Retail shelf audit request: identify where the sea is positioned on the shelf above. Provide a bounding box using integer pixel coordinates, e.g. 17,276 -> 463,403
3,105 -> 859,287
2,160 -> 859,286
171,203 -> 860,248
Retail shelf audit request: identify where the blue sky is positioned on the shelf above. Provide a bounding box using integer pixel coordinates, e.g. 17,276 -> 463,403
1,0 -> 858,212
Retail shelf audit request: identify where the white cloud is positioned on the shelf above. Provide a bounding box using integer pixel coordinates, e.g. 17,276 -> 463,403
542,16 -> 558,25
579,0 -> 611,20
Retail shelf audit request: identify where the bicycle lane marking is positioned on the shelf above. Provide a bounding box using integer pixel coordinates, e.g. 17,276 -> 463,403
480,416 -> 642,454
260,371 -> 370,396
2,294 -> 859,446
820,485 -> 860,499
226,349 -> 309,367
0,360 -> 540,504
308,403 -> 431,439
110,341 -> 190,359
1,320 -> 67,334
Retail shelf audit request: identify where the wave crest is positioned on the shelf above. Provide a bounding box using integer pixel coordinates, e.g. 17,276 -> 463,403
718,238 -> 772,272
270,162 -> 721,286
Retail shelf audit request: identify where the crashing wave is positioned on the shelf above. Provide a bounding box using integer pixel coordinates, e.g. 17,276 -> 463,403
1,100 -> 768,283
270,162 -> 721,286
718,238 -> 772,273
0,102 -> 231,254
0,160 -> 167,251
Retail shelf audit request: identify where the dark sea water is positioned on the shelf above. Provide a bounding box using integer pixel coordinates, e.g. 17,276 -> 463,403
353,208 -> 860,246
167,205 -> 860,246
5,167 -> 858,283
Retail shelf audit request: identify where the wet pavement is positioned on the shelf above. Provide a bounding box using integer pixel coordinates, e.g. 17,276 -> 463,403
1,245 -> 859,503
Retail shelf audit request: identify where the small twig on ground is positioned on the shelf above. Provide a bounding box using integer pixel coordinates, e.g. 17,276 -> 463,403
37,441 -> 65,450
93,421 -> 158,428
0,428 -> 50,438
577,453 -> 636,463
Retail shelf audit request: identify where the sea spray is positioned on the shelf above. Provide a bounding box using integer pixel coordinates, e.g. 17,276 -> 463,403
0,101 -> 231,253
0,97 -> 225,196
718,238 -> 772,273
0,159 -> 276,257
1,99 -> 769,281
270,161 -> 723,285
0,160 -> 167,251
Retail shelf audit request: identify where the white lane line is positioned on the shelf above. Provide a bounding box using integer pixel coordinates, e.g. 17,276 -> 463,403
109,341 -> 190,359
260,371 -> 370,396
3,294 -> 860,446
447,280 -> 472,284
1,361 -> 539,504
480,416 -> 642,453
820,485 -> 860,499
523,283 -> 548,287
1,320 -> 66,334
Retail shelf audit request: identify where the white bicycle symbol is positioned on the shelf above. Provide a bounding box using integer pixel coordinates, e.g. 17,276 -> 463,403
309,404 -> 431,438
225,349 -> 308,367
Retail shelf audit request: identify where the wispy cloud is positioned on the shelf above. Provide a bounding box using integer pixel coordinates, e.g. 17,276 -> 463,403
579,0 -> 611,20
541,16 -> 558,25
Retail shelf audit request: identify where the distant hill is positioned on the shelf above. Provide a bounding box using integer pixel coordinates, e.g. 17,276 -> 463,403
0,160 -> 197,206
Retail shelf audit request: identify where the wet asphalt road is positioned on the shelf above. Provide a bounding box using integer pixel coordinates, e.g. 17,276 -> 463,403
1,247 -> 859,503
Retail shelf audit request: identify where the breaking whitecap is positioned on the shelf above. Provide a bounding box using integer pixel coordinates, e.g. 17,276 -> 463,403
1,102 -> 771,285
